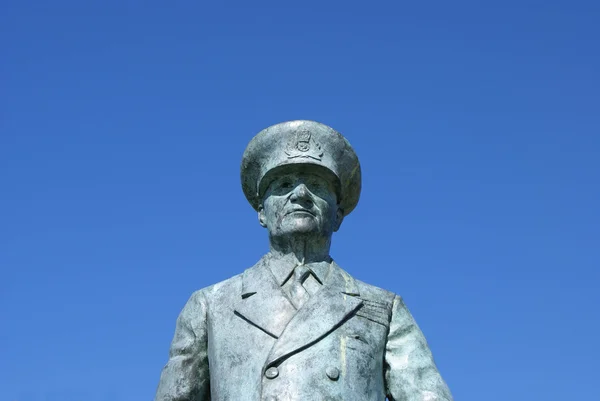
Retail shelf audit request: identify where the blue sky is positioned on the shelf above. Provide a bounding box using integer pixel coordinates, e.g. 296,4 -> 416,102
1,1 -> 599,400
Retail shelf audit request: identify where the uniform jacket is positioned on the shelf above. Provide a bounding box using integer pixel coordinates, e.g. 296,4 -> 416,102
155,255 -> 453,401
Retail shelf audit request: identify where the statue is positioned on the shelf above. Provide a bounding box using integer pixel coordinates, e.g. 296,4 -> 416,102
155,121 -> 453,401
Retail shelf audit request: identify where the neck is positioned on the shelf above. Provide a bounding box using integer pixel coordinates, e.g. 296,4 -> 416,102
268,234 -> 331,265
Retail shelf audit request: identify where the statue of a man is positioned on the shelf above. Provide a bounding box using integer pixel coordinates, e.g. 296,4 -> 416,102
155,121 -> 453,401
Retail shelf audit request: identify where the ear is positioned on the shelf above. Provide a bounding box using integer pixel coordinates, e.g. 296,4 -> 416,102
258,205 -> 267,228
333,207 -> 344,232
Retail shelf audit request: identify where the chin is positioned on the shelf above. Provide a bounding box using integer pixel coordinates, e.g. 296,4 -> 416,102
292,225 -> 319,235
282,218 -> 320,235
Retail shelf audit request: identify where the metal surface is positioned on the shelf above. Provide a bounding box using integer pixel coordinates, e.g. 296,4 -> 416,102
155,121 -> 453,401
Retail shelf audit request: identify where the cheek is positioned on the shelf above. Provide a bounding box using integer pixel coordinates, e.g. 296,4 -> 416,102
316,199 -> 337,221
275,206 -> 286,228
265,199 -> 287,227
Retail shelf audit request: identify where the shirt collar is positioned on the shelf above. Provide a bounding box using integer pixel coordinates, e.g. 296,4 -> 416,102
264,252 -> 332,286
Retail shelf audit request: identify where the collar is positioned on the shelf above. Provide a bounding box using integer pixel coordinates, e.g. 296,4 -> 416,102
264,252 -> 332,286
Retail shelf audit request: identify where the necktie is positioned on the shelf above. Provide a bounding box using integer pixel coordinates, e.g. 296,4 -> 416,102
289,264 -> 311,309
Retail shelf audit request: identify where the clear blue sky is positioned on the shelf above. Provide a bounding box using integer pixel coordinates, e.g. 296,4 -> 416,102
1,1 -> 599,400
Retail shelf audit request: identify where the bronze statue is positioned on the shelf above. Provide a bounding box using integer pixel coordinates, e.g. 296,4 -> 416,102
155,120 -> 453,401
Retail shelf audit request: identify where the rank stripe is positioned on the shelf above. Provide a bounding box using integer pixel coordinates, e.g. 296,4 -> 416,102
355,312 -> 389,327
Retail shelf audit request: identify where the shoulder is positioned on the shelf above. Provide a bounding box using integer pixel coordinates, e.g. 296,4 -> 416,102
354,277 -> 396,302
187,271 -> 244,306
186,255 -> 268,305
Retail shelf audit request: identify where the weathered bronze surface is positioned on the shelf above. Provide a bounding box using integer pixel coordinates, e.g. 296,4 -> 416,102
155,120 -> 453,401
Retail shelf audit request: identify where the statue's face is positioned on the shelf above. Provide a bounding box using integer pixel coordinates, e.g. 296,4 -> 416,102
259,168 -> 343,239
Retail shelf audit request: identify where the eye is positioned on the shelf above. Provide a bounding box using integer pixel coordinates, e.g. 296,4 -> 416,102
306,178 -> 326,192
280,180 -> 293,189
270,178 -> 294,195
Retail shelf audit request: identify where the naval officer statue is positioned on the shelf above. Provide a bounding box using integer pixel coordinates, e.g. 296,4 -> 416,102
155,120 -> 453,401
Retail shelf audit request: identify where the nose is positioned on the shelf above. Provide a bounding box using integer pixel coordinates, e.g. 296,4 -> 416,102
290,183 -> 313,206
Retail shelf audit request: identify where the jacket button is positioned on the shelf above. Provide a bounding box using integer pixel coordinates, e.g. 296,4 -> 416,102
265,367 -> 279,379
326,366 -> 340,381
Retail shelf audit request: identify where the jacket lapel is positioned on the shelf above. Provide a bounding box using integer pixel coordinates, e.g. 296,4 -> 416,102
234,257 -> 297,339
265,261 -> 363,367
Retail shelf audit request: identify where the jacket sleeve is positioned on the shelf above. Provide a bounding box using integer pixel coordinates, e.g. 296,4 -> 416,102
155,291 -> 210,401
384,295 -> 453,401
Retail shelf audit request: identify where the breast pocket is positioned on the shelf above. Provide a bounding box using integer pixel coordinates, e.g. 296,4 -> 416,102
344,301 -> 390,363
346,332 -> 370,349
343,340 -> 372,370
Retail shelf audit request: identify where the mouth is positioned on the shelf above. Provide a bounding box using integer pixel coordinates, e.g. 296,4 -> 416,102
285,209 -> 316,217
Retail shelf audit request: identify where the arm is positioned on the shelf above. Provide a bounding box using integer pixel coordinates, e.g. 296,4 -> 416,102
155,291 -> 210,401
385,295 -> 453,401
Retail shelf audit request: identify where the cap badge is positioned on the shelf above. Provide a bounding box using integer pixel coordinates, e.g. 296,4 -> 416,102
285,130 -> 323,161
